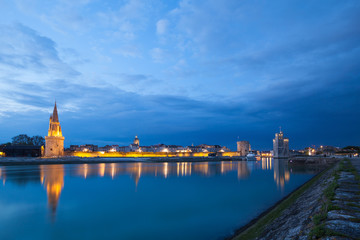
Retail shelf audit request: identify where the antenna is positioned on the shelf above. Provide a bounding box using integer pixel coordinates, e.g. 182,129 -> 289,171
279,126 -> 282,133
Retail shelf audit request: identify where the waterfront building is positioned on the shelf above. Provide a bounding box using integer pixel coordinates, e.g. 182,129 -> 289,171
140,146 -> 153,152
237,141 -> 251,156
3,145 -> 42,157
118,146 -> 131,152
45,102 -> 65,157
97,145 -> 119,152
261,151 -> 272,157
187,144 -> 229,153
273,129 -> 289,158
133,136 -> 140,146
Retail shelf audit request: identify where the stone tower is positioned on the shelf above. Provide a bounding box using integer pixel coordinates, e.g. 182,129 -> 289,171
45,102 -> 65,157
237,141 -> 251,156
273,128 -> 289,158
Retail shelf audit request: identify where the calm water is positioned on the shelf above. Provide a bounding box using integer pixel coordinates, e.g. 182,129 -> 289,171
0,159 -> 320,240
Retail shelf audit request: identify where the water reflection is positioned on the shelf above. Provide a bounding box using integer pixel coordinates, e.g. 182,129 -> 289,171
40,165 -> 64,220
0,159 -> 319,220
67,161 -> 251,181
273,159 -> 290,190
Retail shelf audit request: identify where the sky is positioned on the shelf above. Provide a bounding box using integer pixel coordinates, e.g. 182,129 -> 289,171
0,0 -> 359,150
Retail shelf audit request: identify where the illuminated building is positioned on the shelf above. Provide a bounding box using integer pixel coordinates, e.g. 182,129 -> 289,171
133,136 -> 140,146
45,102 -> 65,157
237,141 -> 251,156
261,151 -> 272,157
129,136 -> 140,152
273,128 -> 289,158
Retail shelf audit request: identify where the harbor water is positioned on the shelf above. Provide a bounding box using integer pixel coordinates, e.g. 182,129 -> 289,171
0,159 -> 321,240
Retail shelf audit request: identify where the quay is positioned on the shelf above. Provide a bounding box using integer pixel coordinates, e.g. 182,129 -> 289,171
231,157 -> 360,239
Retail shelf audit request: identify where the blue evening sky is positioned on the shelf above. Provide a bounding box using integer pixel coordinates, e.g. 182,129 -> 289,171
0,0 -> 359,150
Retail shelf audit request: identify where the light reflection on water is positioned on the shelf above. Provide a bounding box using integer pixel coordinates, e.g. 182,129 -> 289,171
0,159 -> 321,240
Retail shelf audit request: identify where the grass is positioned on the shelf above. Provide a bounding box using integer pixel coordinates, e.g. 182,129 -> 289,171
308,158 -> 360,239
346,202 -> 360,208
232,164 -> 334,240
324,180 -> 338,201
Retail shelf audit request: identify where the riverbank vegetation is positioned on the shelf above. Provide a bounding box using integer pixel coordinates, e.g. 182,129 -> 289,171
309,158 -> 360,239
233,164 -> 334,240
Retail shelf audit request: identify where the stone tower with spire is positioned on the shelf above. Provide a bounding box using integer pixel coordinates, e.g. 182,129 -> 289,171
273,127 -> 289,158
45,102 -> 65,157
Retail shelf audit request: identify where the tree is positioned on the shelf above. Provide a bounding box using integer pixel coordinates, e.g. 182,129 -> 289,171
31,135 -> 45,146
11,134 -> 45,146
12,134 -> 32,145
0,143 -> 11,151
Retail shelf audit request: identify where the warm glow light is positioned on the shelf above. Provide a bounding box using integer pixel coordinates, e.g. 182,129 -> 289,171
84,164 -> 88,178
163,162 -> 168,178
111,163 -> 116,179
99,163 -> 105,177
71,151 -> 236,158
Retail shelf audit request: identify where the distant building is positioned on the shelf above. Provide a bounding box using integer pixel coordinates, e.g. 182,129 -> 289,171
72,144 -> 98,152
45,102 -> 65,157
118,146 -> 131,152
273,129 -> 289,158
261,151 -> 272,157
3,145 -> 42,157
237,141 -> 251,156
133,136 -> 139,146
98,145 -> 118,152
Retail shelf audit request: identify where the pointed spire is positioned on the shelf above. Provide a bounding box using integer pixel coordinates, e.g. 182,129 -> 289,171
52,101 -> 59,122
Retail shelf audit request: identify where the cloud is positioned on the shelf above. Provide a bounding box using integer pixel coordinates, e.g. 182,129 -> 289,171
150,47 -> 167,63
156,19 -> 169,35
0,23 -> 81,116
112,45 -> 141,58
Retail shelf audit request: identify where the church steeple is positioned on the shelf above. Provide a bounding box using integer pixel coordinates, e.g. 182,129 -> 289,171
47,102 -> 62,138
45,102 -> 65,157
52,101 -> 59,123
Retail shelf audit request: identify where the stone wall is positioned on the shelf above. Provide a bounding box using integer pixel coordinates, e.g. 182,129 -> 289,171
45,136 -> 64,157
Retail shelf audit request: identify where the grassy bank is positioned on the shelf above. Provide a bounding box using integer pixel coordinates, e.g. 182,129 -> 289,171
308,158 -> 360,239
232,163 -> 336,240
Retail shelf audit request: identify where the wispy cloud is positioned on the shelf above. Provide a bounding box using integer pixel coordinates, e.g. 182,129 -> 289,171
156,19 -> 169,35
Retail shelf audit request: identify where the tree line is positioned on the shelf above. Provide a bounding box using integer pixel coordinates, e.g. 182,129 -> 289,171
1,134 -> 45,147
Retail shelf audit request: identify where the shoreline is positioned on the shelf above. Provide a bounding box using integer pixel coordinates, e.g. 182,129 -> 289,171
228,160 -> 339,240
